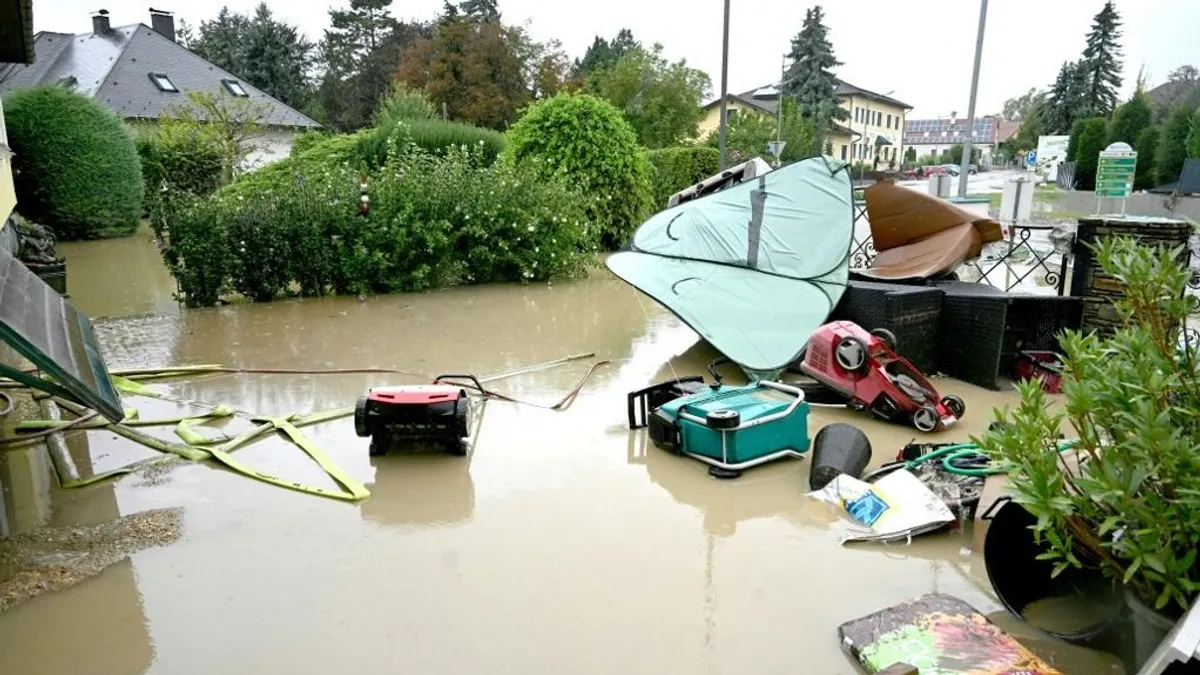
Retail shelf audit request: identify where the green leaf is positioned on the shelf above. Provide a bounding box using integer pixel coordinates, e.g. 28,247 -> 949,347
1125,557 -> 1143,584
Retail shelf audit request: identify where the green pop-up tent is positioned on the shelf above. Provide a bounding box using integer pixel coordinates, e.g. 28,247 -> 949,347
606,155 -> 855,380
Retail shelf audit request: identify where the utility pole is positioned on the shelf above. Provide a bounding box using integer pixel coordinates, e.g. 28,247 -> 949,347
717,0 -> 731,171
958,0 -> 988,197
776,55 -> 785,146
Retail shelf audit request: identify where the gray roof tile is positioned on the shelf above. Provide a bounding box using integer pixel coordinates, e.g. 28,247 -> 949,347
1,24 -> 319,129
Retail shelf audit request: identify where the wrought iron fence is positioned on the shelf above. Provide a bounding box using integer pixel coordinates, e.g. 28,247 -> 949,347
850,220 -> 1074,295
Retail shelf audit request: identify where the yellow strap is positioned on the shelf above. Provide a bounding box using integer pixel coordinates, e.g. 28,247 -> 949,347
43,394 -> 368,502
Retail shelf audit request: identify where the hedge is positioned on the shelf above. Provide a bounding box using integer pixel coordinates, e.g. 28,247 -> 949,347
136,125 -> 224,215
158,143 -> 592,307
361,118 -> 506,168
3,85 -> 144,239
219,131 -> 372,202
647,146 -> 719,209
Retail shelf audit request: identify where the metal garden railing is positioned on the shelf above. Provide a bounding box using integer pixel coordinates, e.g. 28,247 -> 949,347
850,208 -> 1075,296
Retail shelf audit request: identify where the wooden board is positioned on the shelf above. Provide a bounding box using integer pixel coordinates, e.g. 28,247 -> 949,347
838,593 -> 1063,674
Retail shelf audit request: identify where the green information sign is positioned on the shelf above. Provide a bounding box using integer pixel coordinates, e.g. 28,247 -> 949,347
1096,146 -> 1137,199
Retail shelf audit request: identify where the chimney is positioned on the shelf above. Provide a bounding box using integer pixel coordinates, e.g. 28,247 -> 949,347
149,8 -> 175,42
92,9 -> 111,34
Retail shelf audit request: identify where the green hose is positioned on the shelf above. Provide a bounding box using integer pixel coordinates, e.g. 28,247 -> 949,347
903,440 -> 1078,477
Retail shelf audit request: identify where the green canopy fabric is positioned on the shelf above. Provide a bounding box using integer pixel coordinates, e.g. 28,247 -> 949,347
607,156 -> 854,380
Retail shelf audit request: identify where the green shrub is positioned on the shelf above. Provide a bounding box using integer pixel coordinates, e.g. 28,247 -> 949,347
979,237 -> 1200,615
373,82 -> 436,128
291,130 -> 331,157
1066,118 -> 1086,162
1134,125 -> 1160,190
1073,117 -> 1109,190
220,131 -> 371,201
3,85 -> 144,239
647,146 -> 719,209
136,123 -> 224,218
503,92 -> 652,249
158,143 -> 592,306
362,118 -> 506,168
1156,107 -> 1193,186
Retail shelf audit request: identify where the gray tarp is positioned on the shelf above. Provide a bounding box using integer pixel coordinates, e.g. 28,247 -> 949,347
607,156 -> 854,379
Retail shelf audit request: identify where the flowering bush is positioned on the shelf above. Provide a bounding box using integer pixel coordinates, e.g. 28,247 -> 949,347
502,93 -> 652,249
156,142 -> 591,307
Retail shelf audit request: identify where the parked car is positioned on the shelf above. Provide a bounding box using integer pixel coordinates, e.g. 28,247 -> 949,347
922,166 -> 948,176
940,164 -> 961,176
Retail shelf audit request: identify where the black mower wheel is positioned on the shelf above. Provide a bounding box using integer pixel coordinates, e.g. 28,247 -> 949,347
835,336 -> 869,372
368,436 -> 386,457
941,394 -> 966,418
354,396 -> 371,438
913,405 -> 941,433
708,466 -> 742,480
454,397 -> 471,438
706,409 -> 741,430
870,328 -> 898,352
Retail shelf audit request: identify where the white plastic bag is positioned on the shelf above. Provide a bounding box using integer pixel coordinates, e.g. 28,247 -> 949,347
808,469 -> 955,544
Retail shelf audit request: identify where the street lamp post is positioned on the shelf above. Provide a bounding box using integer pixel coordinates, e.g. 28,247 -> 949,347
958,0 -> 989,197
717,0 -> 731,171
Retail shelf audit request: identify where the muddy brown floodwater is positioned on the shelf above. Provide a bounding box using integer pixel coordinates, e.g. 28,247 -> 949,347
0,239 -> 1127,674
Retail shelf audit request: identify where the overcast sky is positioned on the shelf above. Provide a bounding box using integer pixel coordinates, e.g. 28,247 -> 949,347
34,0 -> 1199,119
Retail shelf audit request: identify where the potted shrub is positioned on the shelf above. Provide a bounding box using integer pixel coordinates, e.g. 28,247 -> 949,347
978,236 -> 1200,659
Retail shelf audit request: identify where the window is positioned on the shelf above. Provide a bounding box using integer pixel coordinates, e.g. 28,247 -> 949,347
221,79 -> 249,97
886,114 -> 892,128
148,72 -> 178,93
876,111 -> 882,126
840,144 -> 847,160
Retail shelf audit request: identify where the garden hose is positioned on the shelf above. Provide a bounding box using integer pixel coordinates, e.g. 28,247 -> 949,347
862,440 -> 1080,481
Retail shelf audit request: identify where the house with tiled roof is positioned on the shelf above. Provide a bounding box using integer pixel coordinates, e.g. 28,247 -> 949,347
0,9 -> 321,170
698,78 -> 912,165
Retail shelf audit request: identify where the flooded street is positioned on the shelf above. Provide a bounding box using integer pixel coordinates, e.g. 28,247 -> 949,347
0,237 -> 1125,674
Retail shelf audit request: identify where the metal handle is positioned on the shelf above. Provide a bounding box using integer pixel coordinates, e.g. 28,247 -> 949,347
678,380 -> 806,431
434,374 -> 485,394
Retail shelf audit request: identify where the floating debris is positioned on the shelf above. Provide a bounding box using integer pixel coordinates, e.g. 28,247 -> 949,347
0,507 -> 182,613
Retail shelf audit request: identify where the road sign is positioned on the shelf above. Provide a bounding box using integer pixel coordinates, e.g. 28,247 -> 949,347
1095,142 -> 1137,200
767,140 -> 787,158
1025,150 -> 1037,166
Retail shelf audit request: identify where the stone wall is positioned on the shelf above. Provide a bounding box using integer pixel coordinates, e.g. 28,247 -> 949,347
1069,216 -> 1194,336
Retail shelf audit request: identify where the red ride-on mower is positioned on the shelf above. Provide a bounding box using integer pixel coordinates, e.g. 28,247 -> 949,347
797,321 -> 965,432
354,375 -> 484,457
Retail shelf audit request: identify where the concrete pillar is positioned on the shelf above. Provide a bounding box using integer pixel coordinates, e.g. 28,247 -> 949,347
1068,215 -> 1193,337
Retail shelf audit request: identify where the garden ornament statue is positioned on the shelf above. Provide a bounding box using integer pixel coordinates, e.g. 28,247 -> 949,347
11,214 -> 62,265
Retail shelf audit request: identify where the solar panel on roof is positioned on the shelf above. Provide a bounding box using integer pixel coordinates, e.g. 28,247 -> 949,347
0,248 -> 123,421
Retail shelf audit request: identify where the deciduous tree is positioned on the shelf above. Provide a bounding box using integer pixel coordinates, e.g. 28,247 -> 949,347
588,44 -> 711,148
396,16 -> 533,129
1002,88 -> 1045,121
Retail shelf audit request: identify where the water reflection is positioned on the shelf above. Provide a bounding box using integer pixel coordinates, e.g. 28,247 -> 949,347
57,223 -> 179,319
362,452 -> 476,528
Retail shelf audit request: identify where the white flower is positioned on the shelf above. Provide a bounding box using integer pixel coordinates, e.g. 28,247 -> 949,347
527,225 -> 536,232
